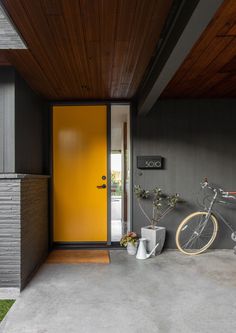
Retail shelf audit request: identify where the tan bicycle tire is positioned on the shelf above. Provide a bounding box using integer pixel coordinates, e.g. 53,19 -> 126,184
176,211 -> 218,255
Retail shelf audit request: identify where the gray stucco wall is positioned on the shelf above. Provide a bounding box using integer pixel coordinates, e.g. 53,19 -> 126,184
133,99 -> 236,249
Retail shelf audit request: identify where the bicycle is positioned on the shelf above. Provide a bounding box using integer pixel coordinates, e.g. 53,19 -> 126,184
176,178 -> 236,255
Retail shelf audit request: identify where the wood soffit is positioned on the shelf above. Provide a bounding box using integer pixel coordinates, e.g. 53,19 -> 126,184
0,0 -> 173,100
162,0 -> 236,98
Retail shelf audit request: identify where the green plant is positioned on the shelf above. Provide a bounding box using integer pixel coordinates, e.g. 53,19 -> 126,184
134,185 -> 182,229
120,232 -> 138,247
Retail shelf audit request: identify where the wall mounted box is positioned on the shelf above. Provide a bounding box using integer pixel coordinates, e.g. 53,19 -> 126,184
137,156 -> 163,169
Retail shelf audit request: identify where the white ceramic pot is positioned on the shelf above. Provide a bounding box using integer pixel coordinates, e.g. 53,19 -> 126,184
141,226 -> 166,256
127,242 -> 137,255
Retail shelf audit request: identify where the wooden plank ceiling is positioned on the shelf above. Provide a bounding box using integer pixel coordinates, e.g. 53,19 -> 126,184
0,0 -> 173,100
162,0 -> 236,98
0,52 -> 10,65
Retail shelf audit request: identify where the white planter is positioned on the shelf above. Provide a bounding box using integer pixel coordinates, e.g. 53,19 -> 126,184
127,242 -> 137,255
141,226 -> 166,256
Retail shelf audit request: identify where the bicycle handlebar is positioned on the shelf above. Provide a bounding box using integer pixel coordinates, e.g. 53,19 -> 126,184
200,178 -> 210,189
200,178 -> 236,198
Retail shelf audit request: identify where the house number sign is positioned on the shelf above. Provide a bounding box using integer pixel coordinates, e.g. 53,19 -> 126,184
137,156 -> 163,169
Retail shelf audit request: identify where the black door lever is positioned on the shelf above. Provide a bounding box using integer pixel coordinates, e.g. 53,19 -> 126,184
97,184 -> 106,189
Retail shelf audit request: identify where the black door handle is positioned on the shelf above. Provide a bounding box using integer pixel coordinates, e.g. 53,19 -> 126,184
97,184 -> 106,189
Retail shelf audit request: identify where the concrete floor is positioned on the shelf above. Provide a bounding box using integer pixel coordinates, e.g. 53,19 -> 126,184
1,250 -> 236,333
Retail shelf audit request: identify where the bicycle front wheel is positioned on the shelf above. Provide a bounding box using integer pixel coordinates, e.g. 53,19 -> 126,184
176,212 -> 218,255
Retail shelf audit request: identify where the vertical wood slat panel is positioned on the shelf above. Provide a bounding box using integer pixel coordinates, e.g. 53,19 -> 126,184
0,68 -> 15,173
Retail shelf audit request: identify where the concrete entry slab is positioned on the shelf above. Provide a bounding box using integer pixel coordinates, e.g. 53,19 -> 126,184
1,250 -> 236,333
0,289 -> 20,300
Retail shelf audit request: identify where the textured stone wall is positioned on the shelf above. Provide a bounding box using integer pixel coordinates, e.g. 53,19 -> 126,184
0,175 -> 48,289
0,180 -> 21,287
21,178 -> 49,289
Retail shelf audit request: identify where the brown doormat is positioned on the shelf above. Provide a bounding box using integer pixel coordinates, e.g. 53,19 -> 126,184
46,250 -> 110,264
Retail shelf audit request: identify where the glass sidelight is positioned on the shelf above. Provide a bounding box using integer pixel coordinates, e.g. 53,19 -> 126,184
110,105 -> 131,242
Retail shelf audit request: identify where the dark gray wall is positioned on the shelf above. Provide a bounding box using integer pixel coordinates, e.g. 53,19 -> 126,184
0,67 -> 49,174
0,67 -> 15,172
133,99 -> 236,249
15,72 -> 49,174
0,68 -> 50,289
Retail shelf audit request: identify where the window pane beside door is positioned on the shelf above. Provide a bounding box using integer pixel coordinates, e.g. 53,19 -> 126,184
110,105 -> 130,242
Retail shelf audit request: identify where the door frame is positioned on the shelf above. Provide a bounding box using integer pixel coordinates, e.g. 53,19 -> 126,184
49,101 -> 132,249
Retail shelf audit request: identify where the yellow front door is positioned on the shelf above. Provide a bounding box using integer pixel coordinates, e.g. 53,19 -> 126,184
53,105 -> 107,242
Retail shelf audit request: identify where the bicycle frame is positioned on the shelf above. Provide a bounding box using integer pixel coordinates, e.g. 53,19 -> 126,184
201,181 -> 236,237
176,180 -> 236,255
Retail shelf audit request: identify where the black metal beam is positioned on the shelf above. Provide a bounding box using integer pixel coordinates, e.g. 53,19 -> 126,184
137,0 -> 224,115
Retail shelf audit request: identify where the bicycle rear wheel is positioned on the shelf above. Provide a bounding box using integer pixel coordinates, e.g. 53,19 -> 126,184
176,212 -> 218,255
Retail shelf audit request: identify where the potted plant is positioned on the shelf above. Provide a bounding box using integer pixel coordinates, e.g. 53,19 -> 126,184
134,185 -> 181,256
120,232 -> 139,255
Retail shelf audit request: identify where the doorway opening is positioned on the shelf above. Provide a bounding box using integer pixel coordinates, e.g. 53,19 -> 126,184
110,105 -> 131,243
